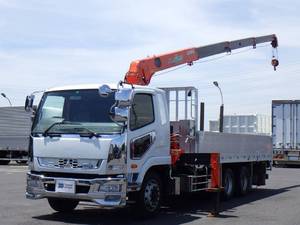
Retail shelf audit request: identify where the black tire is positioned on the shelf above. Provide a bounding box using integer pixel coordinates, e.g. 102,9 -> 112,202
16,160 -> 27,165
0,160 -> 10,165
222,168 -> 235,200
236,166 -> 251,196
47,198 -> 79,212
135,172 -> 162,217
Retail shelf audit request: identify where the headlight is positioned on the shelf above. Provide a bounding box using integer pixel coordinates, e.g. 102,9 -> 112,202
99,183 -> 121,192
27,174 -> 43,189
107,164 -> 124,171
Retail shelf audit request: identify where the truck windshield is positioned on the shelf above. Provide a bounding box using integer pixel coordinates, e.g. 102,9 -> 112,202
32,89 -> 121,135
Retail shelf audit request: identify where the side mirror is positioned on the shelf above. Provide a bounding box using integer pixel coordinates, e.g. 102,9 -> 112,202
99,84 -> 113,97
25,95 -> 35,112
110,107 -> 128,122
108,86 -> 133,124
115,88 -> 133,107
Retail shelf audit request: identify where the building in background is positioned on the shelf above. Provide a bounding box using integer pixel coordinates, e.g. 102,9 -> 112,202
209,120 -> 219,133
209,114 -> 271,135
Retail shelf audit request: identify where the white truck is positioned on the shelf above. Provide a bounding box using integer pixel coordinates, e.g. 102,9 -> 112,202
272,100 -> 300,165
25,35 -> 278,216
0,106 -> 32,164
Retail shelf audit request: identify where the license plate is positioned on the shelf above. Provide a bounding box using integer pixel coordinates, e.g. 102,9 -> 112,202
55,180 -> 75,193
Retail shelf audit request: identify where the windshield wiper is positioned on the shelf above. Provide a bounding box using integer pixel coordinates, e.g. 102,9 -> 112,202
43,121 -> 80,137
43,121 -> 102,138
73,127 -> 101,138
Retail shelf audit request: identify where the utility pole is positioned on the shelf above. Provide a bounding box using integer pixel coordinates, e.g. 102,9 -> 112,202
213,82 -> 224,132
1,93 -> 12,106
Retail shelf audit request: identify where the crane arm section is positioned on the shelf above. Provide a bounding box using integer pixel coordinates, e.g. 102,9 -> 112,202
124,34 -> 278,85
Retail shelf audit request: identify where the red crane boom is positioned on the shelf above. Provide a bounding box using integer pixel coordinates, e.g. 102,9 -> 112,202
124,34 -> 278,86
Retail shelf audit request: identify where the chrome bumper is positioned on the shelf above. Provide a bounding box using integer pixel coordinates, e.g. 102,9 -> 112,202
26,172 -> 127,207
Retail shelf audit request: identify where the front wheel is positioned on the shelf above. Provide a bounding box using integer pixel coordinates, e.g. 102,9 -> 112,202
47,198 -> 79,212
135,172 -> 162,217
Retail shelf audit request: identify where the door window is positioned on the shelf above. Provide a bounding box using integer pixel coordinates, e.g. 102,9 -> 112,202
130,133 -> 153,159
130,94 -> 154,130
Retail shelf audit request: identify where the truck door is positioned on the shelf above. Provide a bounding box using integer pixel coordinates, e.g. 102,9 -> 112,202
126,92 -> 167,180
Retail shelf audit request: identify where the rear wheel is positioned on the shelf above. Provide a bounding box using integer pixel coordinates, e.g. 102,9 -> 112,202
222,168 -> 235,200
236,166 -> 251,196
135,172 -> 162,217
47,198 -> 79,212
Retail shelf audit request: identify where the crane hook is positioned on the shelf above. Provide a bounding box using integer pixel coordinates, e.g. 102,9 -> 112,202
271,42 -> 279,71
271,57 -> 279,71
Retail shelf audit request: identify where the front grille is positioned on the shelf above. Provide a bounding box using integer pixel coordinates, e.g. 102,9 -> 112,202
58,159 -> 79,168
38,157 -> 102,170
31,171 -> 122,179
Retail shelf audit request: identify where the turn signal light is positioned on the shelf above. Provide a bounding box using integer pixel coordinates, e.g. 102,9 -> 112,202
131,164 -> 138,169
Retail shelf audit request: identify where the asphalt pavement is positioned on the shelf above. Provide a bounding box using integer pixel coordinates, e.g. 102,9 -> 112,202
0,164 -> 300,225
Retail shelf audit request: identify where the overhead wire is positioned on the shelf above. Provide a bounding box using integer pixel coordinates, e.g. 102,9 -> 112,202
155,55 -> 300,87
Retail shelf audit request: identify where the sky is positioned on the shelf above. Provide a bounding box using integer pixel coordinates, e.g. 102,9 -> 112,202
0,0 -> 299,129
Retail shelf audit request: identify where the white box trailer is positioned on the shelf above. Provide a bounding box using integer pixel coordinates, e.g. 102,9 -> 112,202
0,106 -> 32,164
272,100 -> 300,165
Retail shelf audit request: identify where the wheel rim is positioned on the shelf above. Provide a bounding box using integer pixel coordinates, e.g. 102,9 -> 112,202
225,173 -> 233,196
144,179 -> 160,212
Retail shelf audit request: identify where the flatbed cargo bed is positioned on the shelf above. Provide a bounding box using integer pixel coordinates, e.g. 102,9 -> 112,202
198,131 -> 272,163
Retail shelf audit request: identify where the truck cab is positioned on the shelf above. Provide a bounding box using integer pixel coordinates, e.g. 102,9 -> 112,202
26,83 -> 171,214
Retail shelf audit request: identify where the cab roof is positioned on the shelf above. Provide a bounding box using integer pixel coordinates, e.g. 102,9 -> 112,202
45,83 -> 160,93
